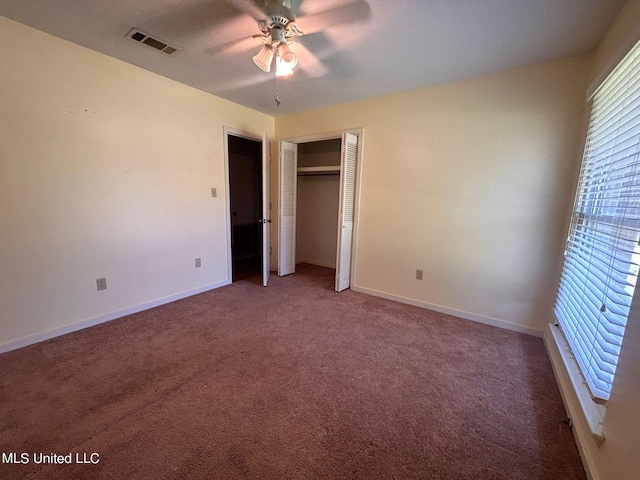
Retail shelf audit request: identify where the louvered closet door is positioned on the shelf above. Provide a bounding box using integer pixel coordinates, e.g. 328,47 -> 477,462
278,141 -> 297,276
335,132 -> 358,292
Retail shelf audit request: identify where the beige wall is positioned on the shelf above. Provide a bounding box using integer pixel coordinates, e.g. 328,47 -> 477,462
566,1 -> 640,478
0,17 -> 274,348
276,55 -> 590,334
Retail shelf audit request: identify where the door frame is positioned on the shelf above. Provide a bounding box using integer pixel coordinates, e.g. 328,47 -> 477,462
223,126 -> 266,284
278,128 -> 364,289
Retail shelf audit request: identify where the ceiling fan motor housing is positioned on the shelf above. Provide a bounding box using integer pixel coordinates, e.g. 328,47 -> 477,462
270,25 -> 286,44
264,0 -> 295,24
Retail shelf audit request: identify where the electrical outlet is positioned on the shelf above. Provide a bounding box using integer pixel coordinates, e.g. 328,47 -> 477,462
96,277 -> 107,291
415,269 -> 423,281
195,258 -> 201,268
211,188 -> 217,198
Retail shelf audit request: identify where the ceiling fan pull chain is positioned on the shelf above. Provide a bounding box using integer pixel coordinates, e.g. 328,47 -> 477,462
275,77 -> 281,108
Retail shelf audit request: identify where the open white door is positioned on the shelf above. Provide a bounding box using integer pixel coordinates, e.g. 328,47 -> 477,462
261,133 -> 271,286
278,141 -> 298,276
335,132 -> 358,292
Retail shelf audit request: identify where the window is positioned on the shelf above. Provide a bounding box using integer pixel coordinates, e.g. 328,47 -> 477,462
555,40 -> 640,401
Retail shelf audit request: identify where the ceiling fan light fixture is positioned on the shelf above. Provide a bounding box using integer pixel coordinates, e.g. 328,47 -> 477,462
275,55 -> 295,77
253,44 -> 275,72
278,43 -> 297,65
275,43 -> 297,77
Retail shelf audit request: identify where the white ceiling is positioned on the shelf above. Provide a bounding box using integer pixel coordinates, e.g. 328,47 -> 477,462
0,0 -> 626,116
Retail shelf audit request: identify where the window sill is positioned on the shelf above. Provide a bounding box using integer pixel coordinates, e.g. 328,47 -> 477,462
544,323 -> 605,446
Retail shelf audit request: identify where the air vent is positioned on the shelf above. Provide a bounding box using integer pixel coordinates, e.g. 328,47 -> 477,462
130,31 -> 146,42
126,29 -> 181,56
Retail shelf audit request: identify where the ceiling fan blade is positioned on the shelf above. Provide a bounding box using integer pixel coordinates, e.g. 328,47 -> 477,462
146,0 -> 253,43
293,42 -> 329,78
295,0 -> 372,35
206,35 -> 265,56
224,0 -> 268,20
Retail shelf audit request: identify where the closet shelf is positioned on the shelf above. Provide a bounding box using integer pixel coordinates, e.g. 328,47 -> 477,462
297,166 -> 340,176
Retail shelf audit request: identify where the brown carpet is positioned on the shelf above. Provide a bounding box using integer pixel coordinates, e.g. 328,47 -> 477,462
0,264 -> 585,480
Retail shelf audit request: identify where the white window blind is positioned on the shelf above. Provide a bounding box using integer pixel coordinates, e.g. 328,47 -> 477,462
555,40 -> 640,401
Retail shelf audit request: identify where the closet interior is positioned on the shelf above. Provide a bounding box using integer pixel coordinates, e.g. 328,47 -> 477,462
296,138 -> 342,272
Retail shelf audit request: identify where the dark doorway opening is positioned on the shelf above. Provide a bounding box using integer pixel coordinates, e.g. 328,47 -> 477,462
228,135 -> 262,281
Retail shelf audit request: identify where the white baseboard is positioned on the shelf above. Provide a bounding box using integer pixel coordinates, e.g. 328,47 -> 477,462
351,285 -> 542,337
0,279 -> 230,354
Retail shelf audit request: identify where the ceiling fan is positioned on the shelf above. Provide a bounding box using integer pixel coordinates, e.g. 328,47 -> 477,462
224,0 -> 371,78
251,0 -> 303,77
